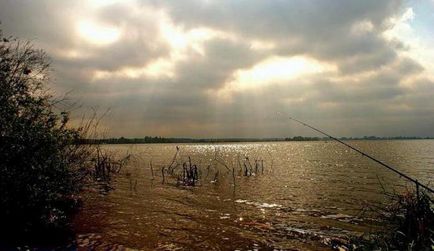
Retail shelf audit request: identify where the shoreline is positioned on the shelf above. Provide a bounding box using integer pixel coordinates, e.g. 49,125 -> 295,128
80,137 -> 434,144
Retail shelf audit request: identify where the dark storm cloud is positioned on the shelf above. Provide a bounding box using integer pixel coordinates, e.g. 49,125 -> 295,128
157,0 -> 402,73
158,0 -> 399,38
0,0 -> 78,46
1,0 -> 433,137
174,38 -> 268,90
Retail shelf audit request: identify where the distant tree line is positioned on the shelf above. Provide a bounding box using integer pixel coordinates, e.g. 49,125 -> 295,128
339,136 -> 434,140
80,135 -> 434,144
80,136 -> 284,144
284,136 -> 323,141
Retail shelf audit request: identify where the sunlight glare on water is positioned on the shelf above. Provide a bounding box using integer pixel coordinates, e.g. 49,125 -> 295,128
74,140 -> 434,250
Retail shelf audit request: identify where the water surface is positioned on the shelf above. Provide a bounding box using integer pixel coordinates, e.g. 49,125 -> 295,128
73,140 -> 434,250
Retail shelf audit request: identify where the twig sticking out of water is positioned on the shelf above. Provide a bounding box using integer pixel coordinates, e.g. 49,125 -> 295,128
212,170 -> 219,183
151,146 -> 271,187
161,166 -> 166,184
240,157 -> 264,176
232,167 -> 236,186
205,165 -> 211,179
167,146 -> 180,175
237,154 -> 242,176
243,162 -> 249,176
149,160 -> 154,180
92,147 -> 130,182
177,157 -> 199,186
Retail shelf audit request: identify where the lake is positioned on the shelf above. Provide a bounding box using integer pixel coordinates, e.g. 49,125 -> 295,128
73,140 -> 434,250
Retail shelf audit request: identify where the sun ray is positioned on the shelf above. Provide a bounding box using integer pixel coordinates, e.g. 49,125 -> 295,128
77,20 -> 121,46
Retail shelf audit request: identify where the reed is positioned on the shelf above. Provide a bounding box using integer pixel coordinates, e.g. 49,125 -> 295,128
154,146 -> 270,187
351,187 -> 434,250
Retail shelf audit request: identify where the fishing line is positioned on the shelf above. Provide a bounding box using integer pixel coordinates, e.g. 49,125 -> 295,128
287,116 -> 434,194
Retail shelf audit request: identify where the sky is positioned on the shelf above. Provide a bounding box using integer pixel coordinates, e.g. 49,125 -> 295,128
1,0 -> 434,138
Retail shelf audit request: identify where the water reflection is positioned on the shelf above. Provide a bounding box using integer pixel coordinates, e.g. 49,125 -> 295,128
74,140 -> 434,250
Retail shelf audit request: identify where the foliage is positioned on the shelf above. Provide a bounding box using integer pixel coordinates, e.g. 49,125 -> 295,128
0,29 -> 89,243
382,189 -> 434,250
352,188 -> 434,251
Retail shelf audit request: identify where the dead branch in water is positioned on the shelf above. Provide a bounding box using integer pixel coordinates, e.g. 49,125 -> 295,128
166,146 -> 180,175
92,147 -> 130,182
149,160 -> 154,180
177,157 -> 199,186
150,146 -> 272,187
161,166 -> 166,184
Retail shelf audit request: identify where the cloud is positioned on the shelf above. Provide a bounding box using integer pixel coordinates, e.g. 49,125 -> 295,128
1,0 -> 434,137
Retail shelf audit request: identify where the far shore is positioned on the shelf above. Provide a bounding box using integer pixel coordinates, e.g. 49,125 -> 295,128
80,136 -> 434,144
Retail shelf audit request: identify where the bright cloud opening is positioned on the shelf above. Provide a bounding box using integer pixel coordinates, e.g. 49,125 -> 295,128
77,20 -> 121,46
159,17 -> 221,57
93,58 -> 175,80
216,56 -> 336,100
384,7 -> 434,74
89,0 -> 134,8
230,56 -> 334,89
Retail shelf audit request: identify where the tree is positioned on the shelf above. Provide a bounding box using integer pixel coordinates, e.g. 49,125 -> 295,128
0,29 -> 86,243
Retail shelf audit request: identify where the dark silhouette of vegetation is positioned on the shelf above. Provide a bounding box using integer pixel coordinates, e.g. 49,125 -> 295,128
349,188 -> 434,251
154,146 -> 269,188
382,190 -> 433,250
0,28 -> 127,248
0,28 -> 82,246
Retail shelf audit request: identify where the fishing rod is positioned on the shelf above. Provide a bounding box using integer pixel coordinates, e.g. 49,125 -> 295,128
288,116 -> 434,194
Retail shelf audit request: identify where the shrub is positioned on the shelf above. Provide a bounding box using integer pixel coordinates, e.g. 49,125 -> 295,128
352,188 -> 434,251
383,189 -> 434,250
0,29 -> 87,243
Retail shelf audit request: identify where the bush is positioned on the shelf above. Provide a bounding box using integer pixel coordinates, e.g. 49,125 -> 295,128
351,188 -> 434,251
0,29 -> 87,243
383,189 -> 434,250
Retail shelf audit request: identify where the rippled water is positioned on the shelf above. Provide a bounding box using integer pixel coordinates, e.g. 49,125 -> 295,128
73,140 -> 434,250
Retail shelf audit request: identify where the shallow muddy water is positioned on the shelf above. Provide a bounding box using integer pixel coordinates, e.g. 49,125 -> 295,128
73,140 -> 434,250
